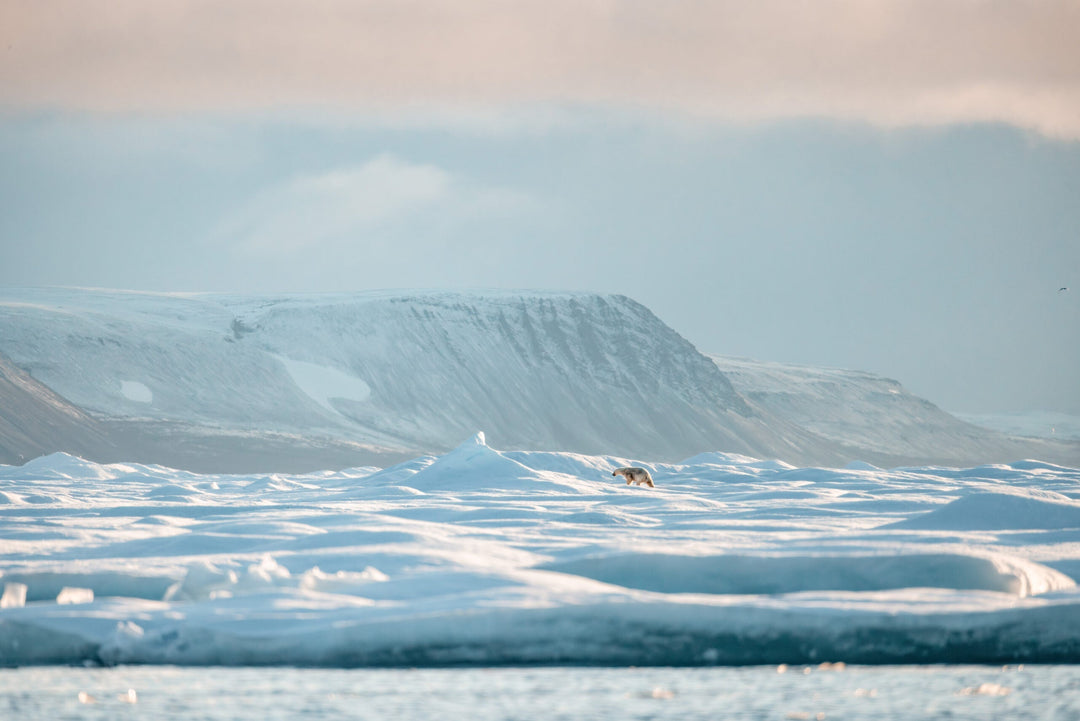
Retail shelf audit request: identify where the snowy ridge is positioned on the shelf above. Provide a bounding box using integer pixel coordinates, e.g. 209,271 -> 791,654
711,354 -> 1080,467
0,287 -> 832,468
1,287 -> 1077,470
2,438 -> 1080,666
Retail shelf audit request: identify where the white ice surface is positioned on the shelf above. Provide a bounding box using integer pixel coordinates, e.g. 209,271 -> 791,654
2,435 -> 1080,666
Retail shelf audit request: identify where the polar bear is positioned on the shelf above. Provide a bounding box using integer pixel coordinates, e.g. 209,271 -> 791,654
612,466 -> 655,488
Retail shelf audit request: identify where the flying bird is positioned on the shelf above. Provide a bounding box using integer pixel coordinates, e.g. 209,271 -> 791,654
1061,287 -> 1069,292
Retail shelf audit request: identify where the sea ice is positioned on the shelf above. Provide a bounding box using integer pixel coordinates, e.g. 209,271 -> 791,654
55,588 -> 94,605
2,436 -> 1080,666
1,583 -> 26,609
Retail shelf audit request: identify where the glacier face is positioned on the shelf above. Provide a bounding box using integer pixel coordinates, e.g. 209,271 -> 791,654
0,287 -> 1076,470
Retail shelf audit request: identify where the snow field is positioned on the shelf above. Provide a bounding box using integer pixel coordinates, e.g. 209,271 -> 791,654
2,433 -> 1080,666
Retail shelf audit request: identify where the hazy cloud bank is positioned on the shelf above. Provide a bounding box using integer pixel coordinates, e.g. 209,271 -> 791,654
2,0 -> 1078,137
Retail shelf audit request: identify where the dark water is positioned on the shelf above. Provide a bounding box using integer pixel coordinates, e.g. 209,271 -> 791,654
3,664 -> 1078,720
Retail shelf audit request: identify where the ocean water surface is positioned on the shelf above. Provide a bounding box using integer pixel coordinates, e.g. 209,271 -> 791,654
2,664 -> 1078,720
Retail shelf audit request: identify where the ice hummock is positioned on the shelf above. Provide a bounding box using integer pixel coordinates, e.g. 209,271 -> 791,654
2,440 -> 1080,666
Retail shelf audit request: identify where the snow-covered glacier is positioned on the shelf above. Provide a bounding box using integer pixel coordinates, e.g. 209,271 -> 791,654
2,436 -> 1080,667
2,287 -> 1076,471
0,288 -> 829,469
711,355 -> 1078,468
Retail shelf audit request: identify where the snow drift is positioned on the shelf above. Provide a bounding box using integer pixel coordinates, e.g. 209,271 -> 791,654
886,487 -> 1080,531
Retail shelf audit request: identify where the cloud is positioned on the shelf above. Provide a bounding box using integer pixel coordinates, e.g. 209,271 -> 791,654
2,1 -> 1079,138
212,155 -> 533,257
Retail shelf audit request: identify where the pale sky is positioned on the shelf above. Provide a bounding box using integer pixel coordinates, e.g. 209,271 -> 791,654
1,1 -> 1078,413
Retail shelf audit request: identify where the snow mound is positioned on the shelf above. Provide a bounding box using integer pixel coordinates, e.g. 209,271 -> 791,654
11,452 -> 115,481
397,432 -> 601,493
541,552 -> 1073,597
887,489 -> 1080,530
